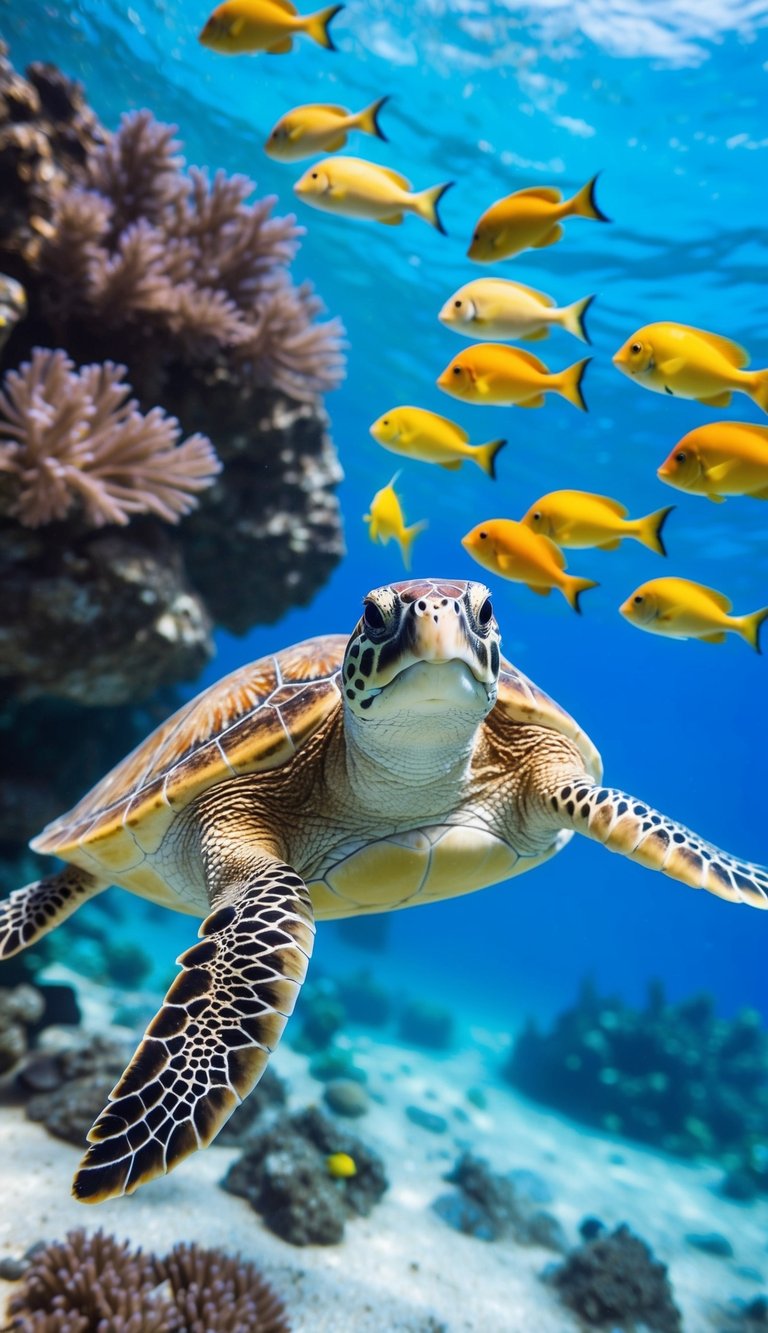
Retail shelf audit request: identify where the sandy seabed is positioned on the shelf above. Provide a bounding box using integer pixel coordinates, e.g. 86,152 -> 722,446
0,1014 -> 765,1332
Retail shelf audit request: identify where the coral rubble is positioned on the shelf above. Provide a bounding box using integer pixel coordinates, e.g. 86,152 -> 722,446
0,983 -> 44,1075
433,1152 -> 566,1250
547,1223 -> 682,1332
5,1229 -> 291,1332
504,978 -> 768,1164
221,1105 -> 388,1245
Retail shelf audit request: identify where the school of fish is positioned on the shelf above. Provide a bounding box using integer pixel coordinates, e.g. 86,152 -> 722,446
198,0 -> 768,651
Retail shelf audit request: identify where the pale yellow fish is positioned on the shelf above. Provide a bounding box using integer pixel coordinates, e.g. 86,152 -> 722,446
657,421 -> 768,502
468,175 -> 609,263
199,0 -> 342,54
620,577 -> 768,652
521,489 -> 674,555
294,156 -> 452,231
326,1152 -> 357,1179
364,473 -> 427,569
437,343 -> 590,411
613,322 -> 768,412
439,278 -> 593,345
462,518 -> 598,612
265,97 -> 389,161
369,406 -> 506,477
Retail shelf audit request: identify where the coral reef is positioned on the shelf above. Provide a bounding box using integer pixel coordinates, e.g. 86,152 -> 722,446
222,1105 -> 388,1245
5,1229 -> 291,1332
19,1033 -> 131,1146
433,1152 -> 566,1250
398,999 -> 455,1051
547,1223 -> 682,1331
504,978 -> 768,1163
0,41 -> 345,840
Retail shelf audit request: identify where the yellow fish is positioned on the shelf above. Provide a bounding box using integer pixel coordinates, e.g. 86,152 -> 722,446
364,474 -> 427,569
437,344 -> 590,411
462,518 -> 598,612
199,0 -> 341,53
265,97 -> 389,161
369,406 -> 506,477
468,175 -> 608,262
620,577 -> 768,652
612,322 -> 768,412
326,1152 -> 357,1179
521,490 -> 674,555
657,422 -> 768,502
294,156 -> 452,231
439,279 -> 593,345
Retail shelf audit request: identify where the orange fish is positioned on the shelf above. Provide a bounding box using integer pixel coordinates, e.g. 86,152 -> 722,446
468,175 -> 608,262
462,518 -> 598,612
438,344 -> 589,411
620,577 -> 768,651
657,422 -> 768,502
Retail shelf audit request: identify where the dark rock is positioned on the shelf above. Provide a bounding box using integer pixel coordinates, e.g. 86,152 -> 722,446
579,1216 -> 607,1242
221,1105 -> 388,1245
0,983 -> 45,1074
19,1031 -> 130,1144
548,1223 -> 682,1331
0,1255 -> 27,1281
405,1105 -> 448,1135
398,1000 -> 454,1051
217,1066 -> 287,1146
685,1230 -> 733,1258
323,1079 -> 369,1118
26,1072 -> 117,1145
434,1152 -> 565,1251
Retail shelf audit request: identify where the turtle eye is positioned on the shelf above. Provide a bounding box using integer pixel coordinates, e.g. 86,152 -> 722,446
633,595 -> 644,604
363,601 -> 386,632
477,597 -> 493,627
630,342 -> 642,354
675,451 -> 686,462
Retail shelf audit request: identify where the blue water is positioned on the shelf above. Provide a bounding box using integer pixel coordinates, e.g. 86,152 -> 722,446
4,0 -> 767,1033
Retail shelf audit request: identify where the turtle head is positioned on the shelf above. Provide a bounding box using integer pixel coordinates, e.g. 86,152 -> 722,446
342,579 -> 500,723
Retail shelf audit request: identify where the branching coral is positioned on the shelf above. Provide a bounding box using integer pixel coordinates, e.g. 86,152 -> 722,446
29,108 -> 344,400
6,1230 -> 291,1333
0,348 -> 220,527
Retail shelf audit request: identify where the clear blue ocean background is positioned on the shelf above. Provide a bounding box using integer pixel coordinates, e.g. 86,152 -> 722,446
4,0 -> 767,1030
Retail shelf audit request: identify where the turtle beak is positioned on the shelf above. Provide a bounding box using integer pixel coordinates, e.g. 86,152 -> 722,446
409,600 -> 466,664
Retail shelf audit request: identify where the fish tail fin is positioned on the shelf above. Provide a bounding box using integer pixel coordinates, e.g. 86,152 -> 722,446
560,294 -> 595,344
556,357 -> 591,412
304,3 -> 343,49
570,173 -> 610,222
412,181 -> 454,234
737,606 -> 768,654
400,520 -> 428,570
746,368 -> 768,415
357,95 -> 390,141
474,438 -> 507,479
563,575 -> 599,614
636,505 -> 675,556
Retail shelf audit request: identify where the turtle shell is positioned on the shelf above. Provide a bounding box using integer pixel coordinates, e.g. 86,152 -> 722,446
32,636 -> 347,878
496,653 -> 602,782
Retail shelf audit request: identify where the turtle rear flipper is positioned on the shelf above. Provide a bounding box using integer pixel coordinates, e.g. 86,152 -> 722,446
549,781 -> 768,908
73,857 -> 315,1204
0,867 -> 106,960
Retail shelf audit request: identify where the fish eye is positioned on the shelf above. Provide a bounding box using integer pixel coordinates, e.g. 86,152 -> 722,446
382,418 -> 389,425
533,511 -> 541,521
479,531 -> 487,540
311,172 -> 318,180
630,342 -> 642,354
477,597 -> 493,626
452,366 -> 461,375
363,601 -> 386,631
454,299 -> 462,308
675,451 -> 686,462
633,595 -> 644,604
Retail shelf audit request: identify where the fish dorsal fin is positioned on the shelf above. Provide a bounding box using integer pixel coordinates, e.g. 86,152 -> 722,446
513,282 -> 555,307
515,186 -> 562,203
508,347 -> 549,373
703,585 -> 732,612
692,328 -> 750,368
268,0 -> 298,13
377,164 -> 412,190
597,495 -> 628,518
309,103 -> 349,115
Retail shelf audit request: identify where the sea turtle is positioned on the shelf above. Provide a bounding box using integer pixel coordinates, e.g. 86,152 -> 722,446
1,578 -> 765,1203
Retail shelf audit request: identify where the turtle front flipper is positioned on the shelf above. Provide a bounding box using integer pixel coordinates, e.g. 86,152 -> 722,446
0,867 -> 106,960
72,858 -> 315,1203
549,781 -> 768,908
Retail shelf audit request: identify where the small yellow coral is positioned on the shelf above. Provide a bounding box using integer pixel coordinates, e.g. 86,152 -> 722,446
326,1151 -> 357,1179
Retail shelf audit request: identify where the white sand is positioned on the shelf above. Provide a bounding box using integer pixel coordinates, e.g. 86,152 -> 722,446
1,1016 -> 765,1332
